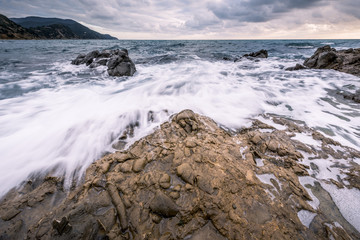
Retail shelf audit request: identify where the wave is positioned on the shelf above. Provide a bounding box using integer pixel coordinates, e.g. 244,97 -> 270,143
135,54 -> 181,64
285,42 -> 316,49
1,39 -> 360,196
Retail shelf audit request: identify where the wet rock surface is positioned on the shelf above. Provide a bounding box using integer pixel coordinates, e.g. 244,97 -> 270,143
233,49 -> 268,62
71,49 -> 136,77
1,110 -> 360,239
243,49 -> 268,59
339,89 -> 360,103
303,45 -> 360,77
285,63 -> 307,71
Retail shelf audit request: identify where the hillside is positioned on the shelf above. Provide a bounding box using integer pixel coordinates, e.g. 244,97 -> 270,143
0,14 -> 38,39
0,14 -> 117,40
29,24 -> 78,39
11,16 -> 117,40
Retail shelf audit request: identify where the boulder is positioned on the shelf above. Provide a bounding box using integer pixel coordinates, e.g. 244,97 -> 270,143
243,49 -> 268,58
285,63 -> 307,71
71,48 -> 136,77
303,45 -> 360,77
1,110 -> 360,239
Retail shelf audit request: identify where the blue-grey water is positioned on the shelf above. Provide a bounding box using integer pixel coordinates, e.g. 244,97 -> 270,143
0,39 -> 360,196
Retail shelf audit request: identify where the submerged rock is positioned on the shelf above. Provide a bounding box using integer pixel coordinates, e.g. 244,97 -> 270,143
71,49 -> 136,77
303,45 -> 360,77
341,89 -> 360,103
0,110 -> 359,239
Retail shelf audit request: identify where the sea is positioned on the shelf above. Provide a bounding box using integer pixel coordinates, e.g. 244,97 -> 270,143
0,39 -> 359,197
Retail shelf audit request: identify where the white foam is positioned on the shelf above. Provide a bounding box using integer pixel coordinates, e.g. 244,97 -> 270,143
299,152 -> 351,182
239,146 -> 247,159
321,182 -> 360,232
256,173 -> 281,190
292,132 -> 321,147
255,116 -> 287,131
0,53 -> 360,196
298,176 -> 320,209
255,158 -> 264,167
298,210 -> 317,228
354,158 -> 360,165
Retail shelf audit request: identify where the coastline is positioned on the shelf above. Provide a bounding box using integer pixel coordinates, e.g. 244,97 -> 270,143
1,110 -> 359,239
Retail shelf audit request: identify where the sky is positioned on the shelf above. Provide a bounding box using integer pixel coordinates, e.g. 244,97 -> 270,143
1,0 -> 360,39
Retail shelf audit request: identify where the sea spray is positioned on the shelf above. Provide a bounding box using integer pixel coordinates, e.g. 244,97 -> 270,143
0,39 -> 359,196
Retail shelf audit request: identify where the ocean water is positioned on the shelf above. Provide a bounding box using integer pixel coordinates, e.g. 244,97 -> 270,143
0,39 -> 360,196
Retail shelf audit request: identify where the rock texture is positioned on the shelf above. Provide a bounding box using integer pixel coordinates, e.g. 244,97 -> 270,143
71,49 -> 136,77
233,49 -> 268,62
1,110 -> 359,239
341,89 -> 360,103
303,45 -> 360,77
243,49 -> 268,59
285,63 -> 307,71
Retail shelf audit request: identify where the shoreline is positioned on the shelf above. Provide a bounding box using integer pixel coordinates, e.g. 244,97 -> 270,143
1,110 -> 359,239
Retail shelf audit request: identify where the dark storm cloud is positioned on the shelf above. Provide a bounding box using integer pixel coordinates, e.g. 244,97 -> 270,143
0,0 -> 359,38
336,0 -> 360,19
208,0 -> 324,22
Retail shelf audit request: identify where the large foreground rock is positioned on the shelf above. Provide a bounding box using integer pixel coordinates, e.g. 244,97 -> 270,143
303,45 -> 360,77
1,110 -> 359,239
71,49 -> 136,77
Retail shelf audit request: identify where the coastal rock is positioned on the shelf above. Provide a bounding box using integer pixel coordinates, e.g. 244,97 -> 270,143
341,89 -> 360,103
285,63 -> 307,71
1,110 -> 360,239
303,45 -> 360,77
243,49 -> 268,58
71,49 -> 136,77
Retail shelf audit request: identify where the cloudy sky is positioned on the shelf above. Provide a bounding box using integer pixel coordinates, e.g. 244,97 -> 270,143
1,0 -> 360,39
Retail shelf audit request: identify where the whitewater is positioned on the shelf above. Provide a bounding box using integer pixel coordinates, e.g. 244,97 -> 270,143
0,39 -> 359,196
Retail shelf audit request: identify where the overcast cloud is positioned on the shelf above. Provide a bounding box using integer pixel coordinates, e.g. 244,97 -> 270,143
0,0 -> 359,39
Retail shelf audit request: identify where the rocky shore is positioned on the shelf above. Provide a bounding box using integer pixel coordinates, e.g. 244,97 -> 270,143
286,45 -> 360,77
1,110 -> 359,239
71,49 -> 136,77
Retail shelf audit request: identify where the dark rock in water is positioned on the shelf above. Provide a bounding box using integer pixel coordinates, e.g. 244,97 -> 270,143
286,63 -> 307,71
233,57 -> 242,62
304,45 -> 360,77
71,49 -> 136,77
107,55 -> 136,77
340,89 -> 360,103
1,110 -> 360,239
243,49 -> 268,58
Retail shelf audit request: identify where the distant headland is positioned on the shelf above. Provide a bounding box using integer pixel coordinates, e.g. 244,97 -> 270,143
0,14 -> 117,40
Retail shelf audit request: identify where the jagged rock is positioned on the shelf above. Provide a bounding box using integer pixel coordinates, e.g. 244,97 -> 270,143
71,49 -> 136,77
243,49 -> 268,58
0,110 -> 360,239
286,63 -> 307,71
52,217 -> 72,235
303,45 -> 360,77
